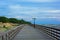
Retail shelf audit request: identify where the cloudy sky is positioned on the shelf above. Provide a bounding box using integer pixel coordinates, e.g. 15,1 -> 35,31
0,0 -> 60,24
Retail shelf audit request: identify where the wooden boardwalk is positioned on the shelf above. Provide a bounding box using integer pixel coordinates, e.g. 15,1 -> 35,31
13,25 -> 53,40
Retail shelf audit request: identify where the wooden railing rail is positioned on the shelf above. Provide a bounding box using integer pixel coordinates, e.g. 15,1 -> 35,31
0,25 -> 24,40
31,24 -> 60,40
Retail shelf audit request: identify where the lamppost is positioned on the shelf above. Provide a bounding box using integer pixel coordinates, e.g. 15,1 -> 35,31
32,18 -> 36,28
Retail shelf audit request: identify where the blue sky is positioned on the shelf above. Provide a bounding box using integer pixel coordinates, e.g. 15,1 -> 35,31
0,0 -> 60,24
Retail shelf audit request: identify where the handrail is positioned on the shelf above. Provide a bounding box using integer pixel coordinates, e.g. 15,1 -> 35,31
0,25 -> 24,40
0,33 -> 3,40
31,24 -> 60,40
38,25 -> 60,40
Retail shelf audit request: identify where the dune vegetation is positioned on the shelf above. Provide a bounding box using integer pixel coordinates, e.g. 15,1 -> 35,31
0,16 -> 31,32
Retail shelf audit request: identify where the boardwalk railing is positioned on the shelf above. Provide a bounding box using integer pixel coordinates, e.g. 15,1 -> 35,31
31,24 -> 60,40
0,34 -> 3,40
0,25 -> 24,40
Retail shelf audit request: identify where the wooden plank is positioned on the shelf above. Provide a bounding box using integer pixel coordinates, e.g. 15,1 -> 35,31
13,25 -> 53,40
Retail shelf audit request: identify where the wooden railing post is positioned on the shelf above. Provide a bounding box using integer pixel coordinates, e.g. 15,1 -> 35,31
33,25 -> 60,40
0,25 -> 24,40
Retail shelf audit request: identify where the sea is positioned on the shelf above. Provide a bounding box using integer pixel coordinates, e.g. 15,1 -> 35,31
40,24 -> 60,29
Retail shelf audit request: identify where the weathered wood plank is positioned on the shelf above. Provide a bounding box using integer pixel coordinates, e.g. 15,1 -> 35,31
13,25 -> 53,40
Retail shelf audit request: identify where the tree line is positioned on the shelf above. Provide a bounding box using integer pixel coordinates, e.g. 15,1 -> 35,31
0,16 -> 31,24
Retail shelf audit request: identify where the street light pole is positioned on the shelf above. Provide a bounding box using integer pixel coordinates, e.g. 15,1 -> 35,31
33,18 -> 36,28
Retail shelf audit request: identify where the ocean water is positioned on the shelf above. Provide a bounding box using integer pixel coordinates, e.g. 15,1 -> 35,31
40,24 -> 60,29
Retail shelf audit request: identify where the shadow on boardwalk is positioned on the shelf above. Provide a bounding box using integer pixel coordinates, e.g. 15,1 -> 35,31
13,25 -> 53,40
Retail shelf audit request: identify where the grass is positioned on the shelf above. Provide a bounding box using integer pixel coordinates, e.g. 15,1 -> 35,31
0,27 -> 7,32
0,26 -> 18,32
0,22 -> 19,32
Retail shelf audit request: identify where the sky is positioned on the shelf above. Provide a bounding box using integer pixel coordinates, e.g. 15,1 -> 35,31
0,0 -> 60,24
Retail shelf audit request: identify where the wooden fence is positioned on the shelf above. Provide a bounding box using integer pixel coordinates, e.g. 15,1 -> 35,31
31,24 -> 60,40
0,25 -> 24,40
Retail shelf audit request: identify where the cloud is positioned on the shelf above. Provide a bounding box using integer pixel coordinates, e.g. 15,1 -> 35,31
23,0 -> 56,2
8,5 -> 60,19
1,0 -> 59,3
43,10 -> 60,13
9,5 -> 60,14
9,5 -> 38,15
0,0 -> 60,24
14,0 -> 59,2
